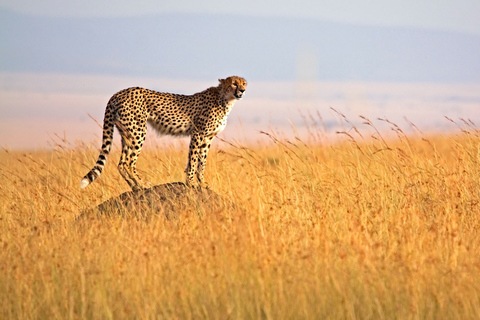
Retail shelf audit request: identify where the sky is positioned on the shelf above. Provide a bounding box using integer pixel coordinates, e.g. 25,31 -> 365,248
1,0 -> 480,149
2,0 -> 480,35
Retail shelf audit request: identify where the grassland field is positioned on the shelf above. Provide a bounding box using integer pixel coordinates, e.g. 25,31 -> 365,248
1,116 -> 480,319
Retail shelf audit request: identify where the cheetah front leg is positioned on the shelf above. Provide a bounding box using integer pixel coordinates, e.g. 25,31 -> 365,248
185,133 -> 201,187
185,133 -> 213,188
195,135 -> 214,188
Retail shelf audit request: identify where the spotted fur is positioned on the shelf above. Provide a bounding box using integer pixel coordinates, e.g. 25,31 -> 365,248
80,76 -> 247,190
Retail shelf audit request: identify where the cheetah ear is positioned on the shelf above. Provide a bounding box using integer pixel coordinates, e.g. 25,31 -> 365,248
218,78 -> 225,83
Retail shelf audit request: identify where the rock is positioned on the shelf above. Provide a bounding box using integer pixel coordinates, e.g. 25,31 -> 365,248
79,182 -> 236,220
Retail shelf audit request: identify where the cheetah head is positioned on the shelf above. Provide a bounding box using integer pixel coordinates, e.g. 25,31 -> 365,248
219,76 -> 247,101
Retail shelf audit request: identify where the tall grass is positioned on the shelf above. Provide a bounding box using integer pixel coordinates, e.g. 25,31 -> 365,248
1,115 -> 480,319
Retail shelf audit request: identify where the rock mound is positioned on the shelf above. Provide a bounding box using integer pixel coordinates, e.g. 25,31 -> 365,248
79,182 -> 235,219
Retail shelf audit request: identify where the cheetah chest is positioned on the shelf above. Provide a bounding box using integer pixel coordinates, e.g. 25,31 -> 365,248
211,101 -> 235,134
215,117 -> 228,134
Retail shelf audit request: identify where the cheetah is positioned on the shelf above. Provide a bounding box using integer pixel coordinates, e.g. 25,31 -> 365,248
80,76 -> 247,190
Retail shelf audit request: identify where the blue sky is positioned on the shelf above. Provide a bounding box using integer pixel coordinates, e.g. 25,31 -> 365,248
2,0 -> 480,82
2,0 -> 480,35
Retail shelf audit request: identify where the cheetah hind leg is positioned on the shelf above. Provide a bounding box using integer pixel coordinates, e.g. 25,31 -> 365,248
117,136 -> 150,191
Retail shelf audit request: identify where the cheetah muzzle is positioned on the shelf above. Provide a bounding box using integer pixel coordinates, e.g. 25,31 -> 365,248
80,76 -> 247,190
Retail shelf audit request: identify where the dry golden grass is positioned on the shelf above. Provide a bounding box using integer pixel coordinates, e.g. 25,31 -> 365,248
1,116 -> 480,319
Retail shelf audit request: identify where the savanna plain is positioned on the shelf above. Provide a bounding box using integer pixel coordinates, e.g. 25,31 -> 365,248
1,115 -> 480,319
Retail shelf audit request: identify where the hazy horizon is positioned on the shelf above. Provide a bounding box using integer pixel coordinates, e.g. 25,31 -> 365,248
1,72 -> 479,150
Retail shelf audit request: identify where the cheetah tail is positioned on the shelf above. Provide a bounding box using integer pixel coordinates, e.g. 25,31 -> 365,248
79,110 -> 116,189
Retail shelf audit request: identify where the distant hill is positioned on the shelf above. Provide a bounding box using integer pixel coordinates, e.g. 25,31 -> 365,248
1,9 -> 480,82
